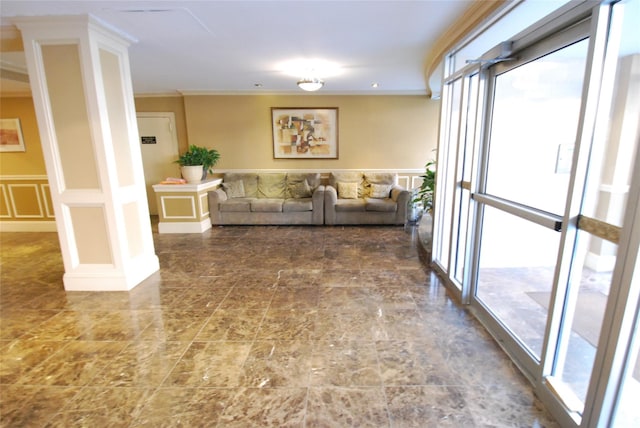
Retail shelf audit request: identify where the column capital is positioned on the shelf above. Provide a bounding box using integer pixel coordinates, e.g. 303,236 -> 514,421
14,14 -> 137,47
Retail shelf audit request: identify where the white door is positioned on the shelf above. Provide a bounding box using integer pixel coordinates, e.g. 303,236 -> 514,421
136,112 -> 180,215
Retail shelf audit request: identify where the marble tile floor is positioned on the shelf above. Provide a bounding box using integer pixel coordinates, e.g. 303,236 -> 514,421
0,224 -> 559,427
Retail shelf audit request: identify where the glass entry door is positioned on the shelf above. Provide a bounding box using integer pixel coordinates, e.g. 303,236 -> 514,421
470,2 -> 639,417
432,1 -> 640,425
472,36 -> 590,366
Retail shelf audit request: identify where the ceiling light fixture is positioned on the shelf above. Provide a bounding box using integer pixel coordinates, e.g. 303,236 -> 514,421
297,77 -> 324,91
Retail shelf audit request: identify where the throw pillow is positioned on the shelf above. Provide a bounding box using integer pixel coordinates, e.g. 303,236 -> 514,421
370,183 -> 392,199
291,179 -> 312,199
337,182 -> 358,199
222,180 -> 245,198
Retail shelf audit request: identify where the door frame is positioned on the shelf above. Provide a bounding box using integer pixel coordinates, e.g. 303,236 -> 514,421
136,112 -> 179,215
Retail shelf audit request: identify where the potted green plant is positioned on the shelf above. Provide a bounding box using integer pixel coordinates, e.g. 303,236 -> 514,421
175,144 -> 221,183
409,158 -> 436,221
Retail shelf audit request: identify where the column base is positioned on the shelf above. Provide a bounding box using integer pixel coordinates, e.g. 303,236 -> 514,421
63,254 -> 160,291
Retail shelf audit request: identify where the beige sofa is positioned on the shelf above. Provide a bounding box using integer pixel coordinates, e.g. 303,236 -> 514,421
324,172 -> 410,225
208,172 -> 324,225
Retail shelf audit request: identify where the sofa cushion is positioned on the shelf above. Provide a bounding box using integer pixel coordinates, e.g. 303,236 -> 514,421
364,172 -> 396,197
307,173 -> 322,188
214,188 -> 228,202
283,198 -> 313,212
251,198 -> 283,212
337,182 -> 358,199
330,172 -> 364,198
258,173 -> 286,198
224,173 -> 258,198
370,183 -> 392,199
222,180 -> 245,198
335,199 -> 366,212
287,173 -> 321,196
219,198 -> 252,212
289,179 -> 312,199
365,198 -> 397,212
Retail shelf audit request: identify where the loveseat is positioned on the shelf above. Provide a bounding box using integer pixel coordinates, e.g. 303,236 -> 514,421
324,172 -> 410,225
208,172 -> 324,225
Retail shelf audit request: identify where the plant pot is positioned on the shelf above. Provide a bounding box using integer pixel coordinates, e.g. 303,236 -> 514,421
181,165 -> 204,184
408,202 -> 424,223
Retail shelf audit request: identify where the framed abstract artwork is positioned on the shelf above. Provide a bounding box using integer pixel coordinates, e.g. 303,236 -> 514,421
271,107 -> 338,159
0,118 -> 26,152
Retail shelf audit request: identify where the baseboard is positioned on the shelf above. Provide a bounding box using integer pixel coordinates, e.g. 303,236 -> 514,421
158,219 -> 211,234
0,221 -> 57,232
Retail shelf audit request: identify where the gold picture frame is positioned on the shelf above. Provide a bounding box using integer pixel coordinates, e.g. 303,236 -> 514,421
0,118 -> 26,152
272,107 -> 338,159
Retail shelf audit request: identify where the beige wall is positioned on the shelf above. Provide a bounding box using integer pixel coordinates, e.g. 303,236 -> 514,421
0,96 -> 189,176
0,97 -> 54,229
1,94 -> 439,175
183,95 -> 439,170
0,93 -> 439,228
0,96 -> 47,175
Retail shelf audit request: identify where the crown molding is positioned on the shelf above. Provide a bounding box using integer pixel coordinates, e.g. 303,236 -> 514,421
423,0 -> 507,96
0,25 -> 23,51
178,90 -> 428,97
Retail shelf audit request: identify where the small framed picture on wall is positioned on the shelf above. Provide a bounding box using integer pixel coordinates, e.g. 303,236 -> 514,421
0,118 -> 26,152
271,107 -> 338,159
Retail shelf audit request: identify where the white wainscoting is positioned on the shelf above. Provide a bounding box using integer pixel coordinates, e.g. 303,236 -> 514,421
214,169 -> 425,191
0,175 -> 57,231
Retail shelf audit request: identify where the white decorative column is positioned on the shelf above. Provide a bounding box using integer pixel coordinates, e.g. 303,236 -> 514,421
15,15 -> 159,291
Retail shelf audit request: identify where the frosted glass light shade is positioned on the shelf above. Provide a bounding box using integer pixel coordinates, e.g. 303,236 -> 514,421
297,78 -> 324,91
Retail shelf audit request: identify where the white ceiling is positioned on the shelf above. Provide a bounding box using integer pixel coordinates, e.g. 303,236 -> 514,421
0,0 -> 473,96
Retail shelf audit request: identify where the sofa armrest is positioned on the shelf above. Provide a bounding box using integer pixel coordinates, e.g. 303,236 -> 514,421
207,188 -> 227,225
390,185 -> 407,202
324,185 -> 338,225
391,185 -> 411,223
310,185 -> 325,225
